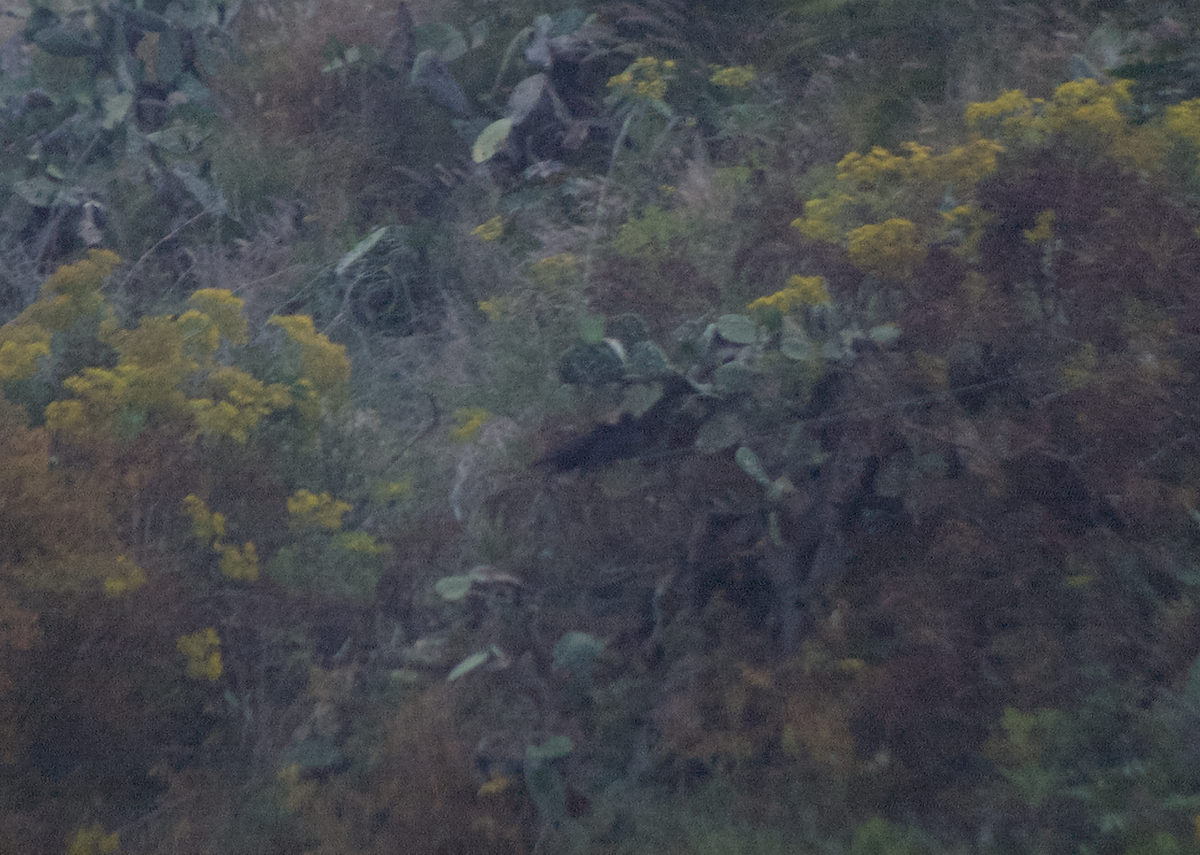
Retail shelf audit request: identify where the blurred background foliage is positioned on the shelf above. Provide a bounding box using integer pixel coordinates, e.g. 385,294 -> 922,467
4,0 -> 1200,853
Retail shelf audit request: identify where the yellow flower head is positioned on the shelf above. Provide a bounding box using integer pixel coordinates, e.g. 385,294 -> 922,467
607,56 -> 674,102
450,406 -> 490,441
189,288 -> 249,345
288,488 -> 352,531
183,494 -> 226,543
748,275 -> 832,314
1023,209 -> 1055,244
846,218 -> 927,280
710,65 -> 756,89
478,298 -> 509,321
268,314 -> 351,403
0,324 -> 52,382
67,822 -> 119,855
103,555 -> 147,598
472,216 -> 504,241
216,540 -> 259,582
177,627 -> 223,681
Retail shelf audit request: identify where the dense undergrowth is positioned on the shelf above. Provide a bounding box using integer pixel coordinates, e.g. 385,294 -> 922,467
5,0 -> 1200,853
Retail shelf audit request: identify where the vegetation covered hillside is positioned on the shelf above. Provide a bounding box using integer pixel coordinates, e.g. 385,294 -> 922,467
4,0 -> 1200,853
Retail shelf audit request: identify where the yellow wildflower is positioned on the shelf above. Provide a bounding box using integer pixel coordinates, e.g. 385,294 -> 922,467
478,298 -> 508,321
103,555 -> 146,597
182,494 -> 227,542
748,275 -> 832,313
288,488 -> 352,531
792,193 -> 854,243
216,540 -> 259,582
67,823 -> 119,855
607,56 -> 673,102
189,366 -> 292,443
189,288 -> 249,345
526,252 -> 579,295
0,324 -> 52,381
1023,209 -> 1055,244
268,314 -> 351,402
1165,98 -> 1200,168
710,65 -> 756,89
177,627 -> 222,681
450,406 -> 489,441
472,216 -> 504,241
846,218 -> 927,279
964,89 -> 1042,142
333,531 -> 391,555
372,478 -> 414,503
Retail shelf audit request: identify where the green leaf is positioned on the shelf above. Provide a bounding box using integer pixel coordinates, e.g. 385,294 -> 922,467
101,91 -> 134,130
579,314 -> 605,345
413,22 -> 467,63
715,313 -> 759,345
526,734 -> 574,761
868,323 -> 902,346
735,445 -> 772,487
13,176 -> 61,207
434,574 -> 473,601
472,117 -> 513,163
779,330 -> 814,361
447,650 -> 490,681
335,227 -> 389,276
553,632 -> 604,680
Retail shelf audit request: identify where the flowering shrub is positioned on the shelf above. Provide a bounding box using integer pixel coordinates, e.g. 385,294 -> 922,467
177,627 -> 223,681
607,56 -> 676,103
747,275 -> 832,314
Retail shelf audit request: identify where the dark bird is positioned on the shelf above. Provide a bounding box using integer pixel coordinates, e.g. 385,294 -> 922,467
535,375 -> 704,473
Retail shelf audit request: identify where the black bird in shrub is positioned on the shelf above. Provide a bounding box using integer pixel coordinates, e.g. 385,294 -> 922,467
535,375 -> 704,473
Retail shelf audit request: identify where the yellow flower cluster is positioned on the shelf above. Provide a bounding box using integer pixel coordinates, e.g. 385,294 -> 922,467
846,218 -> 927,280
793,137 -> 1001,272
836,139 -> 1003,192
183,493 -> 226,541
182,494 -> 259,582
526,252 -> 579,295
216,540 -> 259,582
35,283 -> 304,446
472,215 -> 504,241
450,406 -> 489,441
963,88 -> 1040,142
177,627 -> 222,681
0,250 -> 118,392
0,324 -> 51,382
103,554 -> 147,598
67,822 -> 119,855
1165,98 -> 1200,166
965,79 -> 1163,170
189,366 -> 292,443
710,65 -> 756,89
288,488 -> 351,531
478,297 -> 510,321
607,56 -> 676,102
748,275 -> 832,314
189,289 -> 249,346
333,531 -> 391,555
268,314 -> 351,403
939,204 -> 991,259
1023,209 -> 1056,244
371,478 -> 414,503
29,248 -> 120,332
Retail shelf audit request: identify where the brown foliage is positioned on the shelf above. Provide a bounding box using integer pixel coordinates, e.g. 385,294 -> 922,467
297,685 -> 528,854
